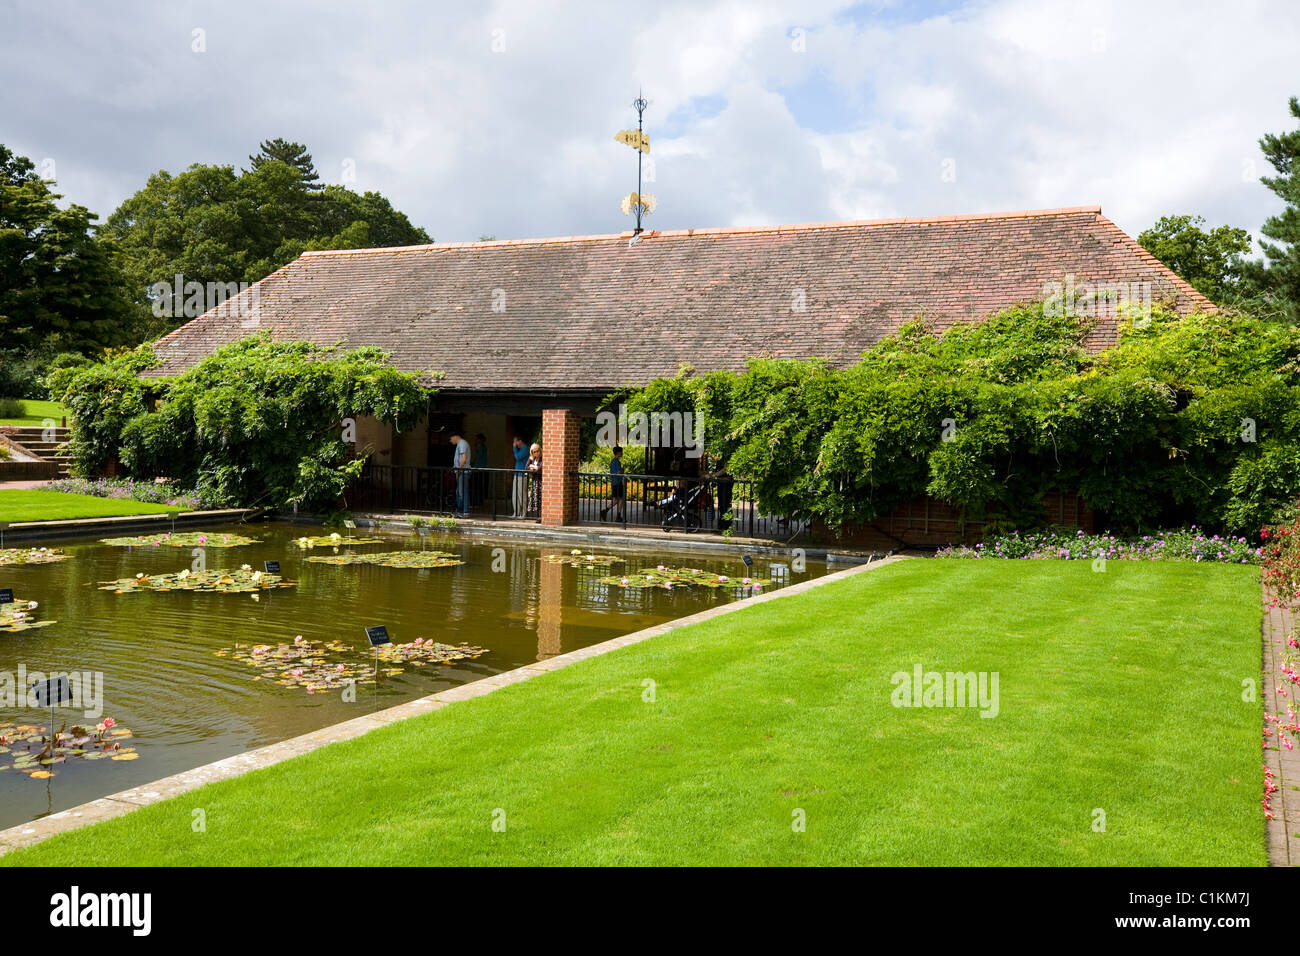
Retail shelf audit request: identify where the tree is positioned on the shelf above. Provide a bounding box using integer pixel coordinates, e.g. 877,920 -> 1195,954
1137,215 -> 1252,304
0,144 -> 138,355
1254,96 -> 1300,316
248,138 -> 321,189
104,141 -> 433,341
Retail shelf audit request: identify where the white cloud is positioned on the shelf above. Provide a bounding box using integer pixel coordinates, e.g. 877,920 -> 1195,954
0,0 -> 1294,246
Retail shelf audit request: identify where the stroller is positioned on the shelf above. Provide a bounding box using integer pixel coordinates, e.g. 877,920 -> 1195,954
658,481 -> 707,532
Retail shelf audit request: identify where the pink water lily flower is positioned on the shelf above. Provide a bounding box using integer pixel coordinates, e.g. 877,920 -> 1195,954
103,717 -> 116,729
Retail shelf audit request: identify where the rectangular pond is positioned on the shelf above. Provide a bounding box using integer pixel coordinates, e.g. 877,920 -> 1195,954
0,520 -> 826,828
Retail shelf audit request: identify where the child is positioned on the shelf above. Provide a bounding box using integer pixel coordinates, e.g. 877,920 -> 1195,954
601,446 -> 626,522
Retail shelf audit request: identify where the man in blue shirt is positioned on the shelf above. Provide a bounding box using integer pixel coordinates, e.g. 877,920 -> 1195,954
510,436 -> 529,518
600,445 -> 626,523
450,431 -> 471,516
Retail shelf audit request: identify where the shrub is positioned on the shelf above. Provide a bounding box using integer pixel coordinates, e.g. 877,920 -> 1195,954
623,303 -> 1300,538
46,335 -> 434,511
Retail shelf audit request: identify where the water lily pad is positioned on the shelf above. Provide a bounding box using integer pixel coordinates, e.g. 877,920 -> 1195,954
543,551 -> 625,568
99,567 -> 294,594
0,547 -> 70,566
599,566 -> 772,591
290,534 -> 385,549
220,634 -> 487,693
0,719 -> 135,778
304,550 -> 464,569
99,531 -> 259,548
0,597 -> 55,632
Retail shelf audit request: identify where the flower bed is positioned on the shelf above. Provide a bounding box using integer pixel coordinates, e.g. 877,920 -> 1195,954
46,477 -> 219,510
1260,503 -> 1299,821
937,528 -> 1260,564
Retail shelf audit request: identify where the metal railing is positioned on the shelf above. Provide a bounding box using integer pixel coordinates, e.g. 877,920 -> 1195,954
347,464 -> 809,539
575,471 -> 808,539
348,464 -> 539,519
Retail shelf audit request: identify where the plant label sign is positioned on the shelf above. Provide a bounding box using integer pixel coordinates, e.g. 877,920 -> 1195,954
344,520 -> 357,530
32,675 -> 73,709
264,561 -> 281,574
365,625 -> 391,647
0,588 -> 13,605
741,555 -> 753,568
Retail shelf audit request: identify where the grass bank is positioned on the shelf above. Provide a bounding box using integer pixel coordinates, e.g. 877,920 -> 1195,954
0,490 -> 182,522
0,399 -> 69,427
1,559 -> 1265,865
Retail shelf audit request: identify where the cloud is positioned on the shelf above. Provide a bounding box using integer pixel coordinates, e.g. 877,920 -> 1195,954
0,0 -> 1295,246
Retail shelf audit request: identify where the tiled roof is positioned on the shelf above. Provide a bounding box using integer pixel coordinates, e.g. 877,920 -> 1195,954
148,206 -> 1212,391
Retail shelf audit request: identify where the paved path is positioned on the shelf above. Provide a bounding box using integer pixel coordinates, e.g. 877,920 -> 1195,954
1263,587 -> 1299,865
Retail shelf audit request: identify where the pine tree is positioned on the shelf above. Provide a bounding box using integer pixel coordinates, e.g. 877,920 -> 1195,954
1256,97 -> 1300,316
248,138 -> 321,190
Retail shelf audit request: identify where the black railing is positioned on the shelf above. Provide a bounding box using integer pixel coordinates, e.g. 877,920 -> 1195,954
347,464 -> 808,539
349,464 -> 539,519
575,471 -> 808,539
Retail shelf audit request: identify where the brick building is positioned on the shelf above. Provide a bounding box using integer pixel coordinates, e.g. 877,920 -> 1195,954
148,206 -> 1210,543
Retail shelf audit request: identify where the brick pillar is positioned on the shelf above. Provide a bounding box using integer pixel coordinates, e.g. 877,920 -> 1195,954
541,408 -> 580,526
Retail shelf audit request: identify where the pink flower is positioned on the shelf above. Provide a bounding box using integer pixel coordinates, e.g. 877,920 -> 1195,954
102,717 -> 116,729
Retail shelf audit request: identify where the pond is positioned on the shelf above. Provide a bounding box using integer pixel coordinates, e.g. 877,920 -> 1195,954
0,520 -> 826,829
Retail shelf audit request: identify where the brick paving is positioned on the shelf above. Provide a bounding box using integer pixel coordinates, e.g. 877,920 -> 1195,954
1262,585 -> 1299,865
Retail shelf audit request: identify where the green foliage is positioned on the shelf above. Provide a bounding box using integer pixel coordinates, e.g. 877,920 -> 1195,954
1253,95 -> 1300,318
47,336 -> 432,511
1137,214 -> 1253,304
625,303 -> 1300,537
0,144 -> 140,356
104,141 -> 432,341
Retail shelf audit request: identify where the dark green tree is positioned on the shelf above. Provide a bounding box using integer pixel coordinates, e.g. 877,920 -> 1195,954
104,141 -> 432,341
248,138 -> 321,189
0,144 -> 137,355
1254,96 -> 1300,316
1137,214 -> 1252,304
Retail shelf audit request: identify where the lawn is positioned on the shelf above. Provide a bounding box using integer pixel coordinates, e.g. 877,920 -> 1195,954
0,398 -> 69,427
0,559 -> 1266,866
0,490 -> 182,522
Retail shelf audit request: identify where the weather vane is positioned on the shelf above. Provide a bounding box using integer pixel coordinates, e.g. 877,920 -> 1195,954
615,92 -> 655,236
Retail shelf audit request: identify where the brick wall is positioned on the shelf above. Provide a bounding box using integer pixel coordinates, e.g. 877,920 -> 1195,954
541,408 -> 580,526
811,492 -> 1094,550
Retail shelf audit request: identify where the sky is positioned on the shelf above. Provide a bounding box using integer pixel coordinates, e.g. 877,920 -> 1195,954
1,0 -> 1296,248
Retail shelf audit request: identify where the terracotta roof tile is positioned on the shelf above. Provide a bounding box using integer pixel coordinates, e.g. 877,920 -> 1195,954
148,207 -> 1211,391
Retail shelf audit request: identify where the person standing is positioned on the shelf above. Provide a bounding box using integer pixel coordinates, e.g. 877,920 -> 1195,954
449,430 -> 471,516
510,436 -> 529,518
526,443 -> 543,517
709,457 -> 734,531
601,445 -> 626,523
472,433 -> 489,505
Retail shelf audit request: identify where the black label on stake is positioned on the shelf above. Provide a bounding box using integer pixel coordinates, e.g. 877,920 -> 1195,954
0,588 -> 13,605
264,561 -> 280,574
32,675 -> 73,708
365,625 -> 391,646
